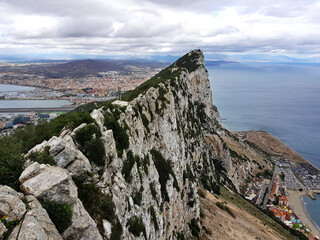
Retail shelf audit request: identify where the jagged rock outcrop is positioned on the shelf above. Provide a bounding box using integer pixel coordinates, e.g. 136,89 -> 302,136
19,162 -> 103,240
0,185 -> 26,222
8,195 -> 62,240
1,50 -> 272,239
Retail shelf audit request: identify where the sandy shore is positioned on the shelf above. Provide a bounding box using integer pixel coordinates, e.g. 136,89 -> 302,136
287,190 -> 320,237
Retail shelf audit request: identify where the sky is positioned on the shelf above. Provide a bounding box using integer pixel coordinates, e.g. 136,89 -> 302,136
1,0 -> 320,62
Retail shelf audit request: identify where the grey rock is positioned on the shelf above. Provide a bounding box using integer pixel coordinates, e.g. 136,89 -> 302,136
0,185 -> 26,222
0,221 -> 7,238
19,164 -> 103,240
8,195 -> 62,240
20,163 -> 77,204
103,219 -> 112,239
62,199 -> 103,240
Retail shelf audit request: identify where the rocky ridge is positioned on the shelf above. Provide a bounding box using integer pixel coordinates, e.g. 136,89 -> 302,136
0,50 -> 273,239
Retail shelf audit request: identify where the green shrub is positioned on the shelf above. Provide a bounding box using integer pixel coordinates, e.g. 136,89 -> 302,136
75,181 -> 116,235
0,136 -> 24,190
127,216 -> 146,239
110,217 -> 123,240
41,200 -> 72,233
149,206 -> 159,231
0,218 -> 20,239
151,149 -> 179,202
175,51 -> 201,73
14,112 -> 94,153
28,146 -> 55,165
187,190 -> 195,207
198,188 -> 206,198
74,124 -> 105,166
150,182 -> 157,200
141,113 -> 150,132
132,191 -> 142,206
0,112 -> 94,191
121,64 -> 181,102
176,232 -> 185,240
142,154 -> 150,175
122,150 -> 135,183
183,164 -> 195,184
74,124 -> 101,147
188,218 -> 200,238
104,112 -> 129,154
87,138 -> 106,166
216,201 -> 236,218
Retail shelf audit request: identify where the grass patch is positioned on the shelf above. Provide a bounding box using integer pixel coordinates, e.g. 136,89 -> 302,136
219,187 -> 300,240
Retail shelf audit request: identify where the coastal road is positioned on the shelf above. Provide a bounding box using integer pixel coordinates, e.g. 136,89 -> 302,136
0,107 -> 76,113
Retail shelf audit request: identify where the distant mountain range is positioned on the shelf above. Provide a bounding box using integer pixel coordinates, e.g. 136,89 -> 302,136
0,58 -> 237,78
0,59 -> 170,78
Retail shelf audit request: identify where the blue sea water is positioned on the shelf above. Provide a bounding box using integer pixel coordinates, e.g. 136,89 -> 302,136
207,62 -> 320,231
302,194 -> 320,234
0,84 -> 70,108
0,84 -> 35,92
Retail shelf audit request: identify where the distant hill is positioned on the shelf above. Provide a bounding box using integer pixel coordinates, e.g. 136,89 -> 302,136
44,59 -> 168,78
0,58 -> 169,78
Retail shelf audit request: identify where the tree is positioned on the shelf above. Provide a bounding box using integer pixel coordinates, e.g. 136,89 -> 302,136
0,136 -> 24,190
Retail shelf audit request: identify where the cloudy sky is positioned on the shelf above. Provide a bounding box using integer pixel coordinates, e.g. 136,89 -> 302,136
1,0 -> 320,61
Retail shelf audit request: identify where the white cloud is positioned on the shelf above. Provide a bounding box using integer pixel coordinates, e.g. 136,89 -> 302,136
0,0 -> 320,60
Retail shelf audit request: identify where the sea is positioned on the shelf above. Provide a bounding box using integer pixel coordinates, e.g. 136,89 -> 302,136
0,84 -> 70,109
207,62 -> 320,232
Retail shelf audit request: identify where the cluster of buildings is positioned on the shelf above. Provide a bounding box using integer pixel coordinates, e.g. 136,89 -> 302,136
0,112 -> 62,136
245,176 -> 270,205
245,158 -> 320,239
269,199 -> 311,234
0,69 -> 161,100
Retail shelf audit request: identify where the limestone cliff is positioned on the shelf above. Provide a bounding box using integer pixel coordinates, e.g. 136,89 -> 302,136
0,50 -> 274,240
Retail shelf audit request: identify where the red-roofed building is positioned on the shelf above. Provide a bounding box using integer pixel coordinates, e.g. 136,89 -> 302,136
271,208 -> 286,222
279,196 -> 288,206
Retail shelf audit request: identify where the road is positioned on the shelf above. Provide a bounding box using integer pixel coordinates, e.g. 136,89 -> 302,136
262,165 -> 278,209
0,107 -> 76,113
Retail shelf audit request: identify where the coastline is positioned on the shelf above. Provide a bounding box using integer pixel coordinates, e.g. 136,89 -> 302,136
287,190 -> 320,237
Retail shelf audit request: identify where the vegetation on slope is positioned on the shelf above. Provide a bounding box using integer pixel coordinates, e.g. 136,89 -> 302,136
41,200 -> 72,234
0,112 -> 94,190
213,187 -> 305,240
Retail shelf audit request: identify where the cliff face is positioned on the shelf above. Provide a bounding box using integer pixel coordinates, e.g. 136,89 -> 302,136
0,50 -> 272,239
